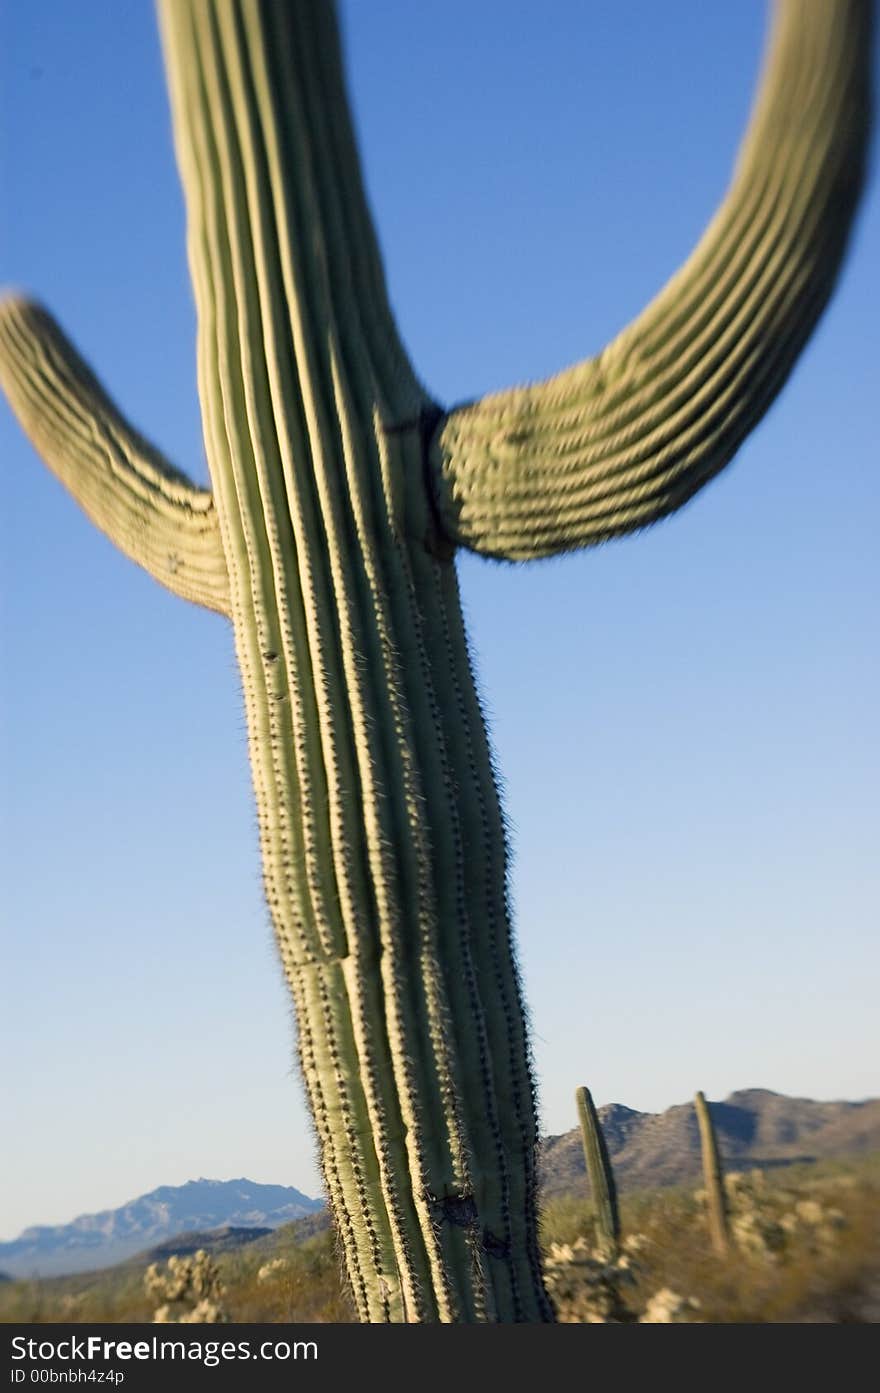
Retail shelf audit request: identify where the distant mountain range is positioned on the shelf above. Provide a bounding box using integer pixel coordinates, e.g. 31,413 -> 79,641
3,1090 -> 877,1280
0,1178 -> 323,1279
540,1088 -> 880,1198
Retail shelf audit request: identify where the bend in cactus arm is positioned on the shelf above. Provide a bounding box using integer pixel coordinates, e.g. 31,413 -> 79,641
0,296 -> 230,615
575,1086 -> 620,1252
428,0 -> 873,560
695,1090 -> 730,1257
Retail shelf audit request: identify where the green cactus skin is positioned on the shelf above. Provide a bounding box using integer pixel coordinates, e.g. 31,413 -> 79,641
695,1091 -> 731,1257
575,1087 -> 620,1252
0,299 -> 230,615
0,1 -> 870,1322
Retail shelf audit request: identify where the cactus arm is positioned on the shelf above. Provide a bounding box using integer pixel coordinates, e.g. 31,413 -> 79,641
575,1086 -> 620,1252
695,1090 -> 730,1256
429,0 -> 872,560
0,296 -> 231,615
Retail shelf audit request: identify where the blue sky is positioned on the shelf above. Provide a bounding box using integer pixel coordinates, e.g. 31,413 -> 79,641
1,2 -> 877,1241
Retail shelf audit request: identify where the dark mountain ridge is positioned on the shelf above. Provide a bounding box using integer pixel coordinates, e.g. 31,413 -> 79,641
540,1088 -> 880,1198
0,1178 -> 323,1279
4,1090 -> 877,1278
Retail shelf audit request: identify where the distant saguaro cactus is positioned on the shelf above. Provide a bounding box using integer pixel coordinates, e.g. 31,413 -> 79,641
0,1 -> 871,1321
576,1086 -> 620,1253
695,1091 -> 731,1257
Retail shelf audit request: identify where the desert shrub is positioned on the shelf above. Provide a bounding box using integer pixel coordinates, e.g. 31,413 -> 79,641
543,1235 -> 640,1323
539,1155 -> 879,1324
144,1249 -> 226,1323
543,1231 -> 701,1323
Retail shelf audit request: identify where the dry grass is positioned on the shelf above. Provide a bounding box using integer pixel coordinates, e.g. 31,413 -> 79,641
541,1155 -> 880,1322
0,1227 -> 355,1325
1,1155 -> 876,1324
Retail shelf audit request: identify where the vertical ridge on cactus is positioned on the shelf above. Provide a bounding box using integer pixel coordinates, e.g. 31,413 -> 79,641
0,0 -> 871,1321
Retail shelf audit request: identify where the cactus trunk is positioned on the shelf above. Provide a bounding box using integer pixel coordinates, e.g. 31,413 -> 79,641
158,0 -> 549,1323
695,1091 -> 730,1257
575,1086 -> 620,1252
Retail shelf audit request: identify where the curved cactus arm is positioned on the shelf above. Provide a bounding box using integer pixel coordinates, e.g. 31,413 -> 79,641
429,0 -> 872,561
0,296 -> 231,615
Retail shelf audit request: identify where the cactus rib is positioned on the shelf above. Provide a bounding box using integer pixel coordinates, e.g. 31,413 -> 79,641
0,298 -> 230,615
429,0 -> 872,559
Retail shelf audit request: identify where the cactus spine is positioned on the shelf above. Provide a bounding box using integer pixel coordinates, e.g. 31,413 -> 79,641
0,2 -> 870,1322
576,1087 -> 620,1253
695,1091 -> 730,1257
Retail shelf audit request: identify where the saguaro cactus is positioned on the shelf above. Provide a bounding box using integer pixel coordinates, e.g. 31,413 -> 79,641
575,1086 -> 620,1253
0,2 -> 870,1322
695,1091 -> 731,1257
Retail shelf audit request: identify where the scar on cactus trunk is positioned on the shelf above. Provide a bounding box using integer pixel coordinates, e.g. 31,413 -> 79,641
0,1 -> 870,1322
